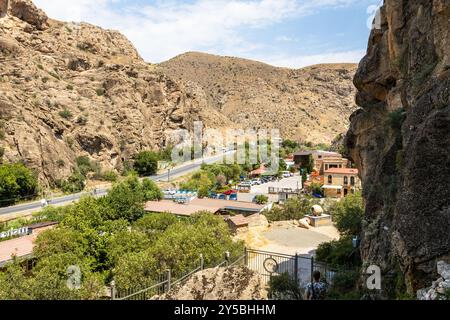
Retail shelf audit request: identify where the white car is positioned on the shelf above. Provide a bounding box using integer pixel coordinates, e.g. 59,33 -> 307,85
281,171 -> 293,178
251,179 -> 262,185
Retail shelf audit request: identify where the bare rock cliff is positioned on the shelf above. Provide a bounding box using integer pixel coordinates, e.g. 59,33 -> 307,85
346,0 -> 450,295
0,1 -> 231,185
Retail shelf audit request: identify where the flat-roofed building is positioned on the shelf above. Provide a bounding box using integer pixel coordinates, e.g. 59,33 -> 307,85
322,168 -> 361,198
144,198 -> 268,217
0,222 -> 57,268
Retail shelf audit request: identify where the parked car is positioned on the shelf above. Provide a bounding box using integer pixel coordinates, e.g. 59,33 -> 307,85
229,194 -> 238,201
218,194 -> 227,200
281,171 -> 293,178
251,179 -> 262,185
223,189 -> 237,195
209,192 -> 218,199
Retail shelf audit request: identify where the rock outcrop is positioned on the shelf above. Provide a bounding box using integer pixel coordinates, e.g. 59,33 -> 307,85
417,261 -> 450,300
153,266 -> 267,300
346,0 -> 450,296
0,0 -> 48,29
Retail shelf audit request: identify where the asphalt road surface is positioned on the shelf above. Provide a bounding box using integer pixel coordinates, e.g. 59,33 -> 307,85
0,151 -> 235,217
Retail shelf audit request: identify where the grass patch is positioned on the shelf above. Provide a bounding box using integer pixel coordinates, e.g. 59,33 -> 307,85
76,115 -> 88,125
58,108 -> 73,120
388,108 -> 406,131
49,72 -> 60,80
96,88 -> 106,96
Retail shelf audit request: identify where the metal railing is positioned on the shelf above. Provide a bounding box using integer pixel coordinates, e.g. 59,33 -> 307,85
111,252 -> 246,300
111,249 -> 334,300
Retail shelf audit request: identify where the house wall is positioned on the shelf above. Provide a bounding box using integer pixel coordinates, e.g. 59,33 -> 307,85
325,173 -> 361,188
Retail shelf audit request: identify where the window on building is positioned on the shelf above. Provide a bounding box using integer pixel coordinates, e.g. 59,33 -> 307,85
344,176 -> 348,185
328,175 -> 332,184
350,176 -> 355,186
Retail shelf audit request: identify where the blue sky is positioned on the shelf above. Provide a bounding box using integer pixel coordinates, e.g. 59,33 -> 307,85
34,0 -> 383,68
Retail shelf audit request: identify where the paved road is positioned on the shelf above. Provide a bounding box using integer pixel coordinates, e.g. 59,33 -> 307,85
0,151 -> 235,217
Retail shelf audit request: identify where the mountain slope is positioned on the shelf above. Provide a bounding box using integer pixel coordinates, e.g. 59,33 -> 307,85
159,52 -> 358,144
0,0 -> 231,185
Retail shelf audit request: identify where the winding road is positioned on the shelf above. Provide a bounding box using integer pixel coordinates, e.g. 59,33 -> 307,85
0,151 -> 235,218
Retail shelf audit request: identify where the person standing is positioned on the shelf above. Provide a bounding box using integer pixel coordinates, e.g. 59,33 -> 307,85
305,271 -> 328,300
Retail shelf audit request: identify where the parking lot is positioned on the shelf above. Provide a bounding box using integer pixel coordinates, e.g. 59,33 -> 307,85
237,175 -> 302,202
251,175 -> 302,194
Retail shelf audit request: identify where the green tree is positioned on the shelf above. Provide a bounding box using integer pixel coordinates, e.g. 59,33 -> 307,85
315,236 -> 360,268
102,177 -> 145,222
301,170 -> 308,188
113,250 -> 158,290
141,178 -> 163,201
33,227 -> 88,261
133,213 -> 178,239
330,192 -> 364,236
60,170 -> 85,193
30,253 -> 104,300
0,163 -> 38,206
268,272 -> 303,300
0,261 -> 34,300
106,230 -> 151,267
310,182 -> 323,196
254,195 -> 269,205
134,151 -> 158,176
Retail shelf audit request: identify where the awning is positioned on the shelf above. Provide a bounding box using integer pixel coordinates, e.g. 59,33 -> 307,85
322,185 -> 343,190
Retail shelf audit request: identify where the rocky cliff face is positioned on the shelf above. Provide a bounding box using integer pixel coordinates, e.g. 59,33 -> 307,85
0,0 -> 231,185
160,52 -> 357,144
346,0 -> 450,295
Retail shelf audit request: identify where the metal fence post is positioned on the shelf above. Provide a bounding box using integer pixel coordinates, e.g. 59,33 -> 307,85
310,256 -> 315,283
110,280 -> 116,300
294,252 -> 299,284
200,254 -> 204,270
166,269 -> 172,293
244,247 -> 248,267
225,251 -> 230,267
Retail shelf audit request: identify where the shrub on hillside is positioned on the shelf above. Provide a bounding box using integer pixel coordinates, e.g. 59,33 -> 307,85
59,171 -> 85,194
330,192 -> 364,236
0,163 -> 38,206
134,151 -> 158,176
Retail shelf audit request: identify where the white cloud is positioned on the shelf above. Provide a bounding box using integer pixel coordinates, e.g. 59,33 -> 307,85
257,49 -> 366,68
34,0 -> 364,66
